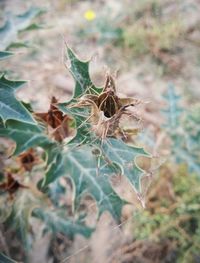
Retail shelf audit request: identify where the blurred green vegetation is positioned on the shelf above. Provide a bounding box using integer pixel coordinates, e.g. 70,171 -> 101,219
128,86 -> 200,262
163,85 -> 200,174
132,164 -> 200,263
77,0 -> 184,56
123,20 -> 183,56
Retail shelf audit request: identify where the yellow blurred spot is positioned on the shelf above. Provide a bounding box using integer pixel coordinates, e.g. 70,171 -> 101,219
84,10 -> 96,21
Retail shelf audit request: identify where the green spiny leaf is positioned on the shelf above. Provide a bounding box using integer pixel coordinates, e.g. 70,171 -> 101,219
8,41 -> 32,49
41,145 -> 126,222
163,85 -> 200,175
0,20 -> 16,51
6,191 -> 38,251
58,47 -> 102,144
67,146 -> 126,221
173,144 -> 200,174
0,7 -> 44,51
162,83 -> 183,130
0,51 -> 14,60
33,208 -> 94,238
45,47 -> 150,221
15,7 -> 44,31
0,120 -> 54,155
48,180 -> 66,206
173,105 -> 200,174
0,74 -> 36,125
0,253 -> 17,263
23,23 -> 45,31
66,47 -> 102,100
0,195 -> 13,223
40,147 -> 65,188
58,104 -> 94,145
102,138 -> 150,193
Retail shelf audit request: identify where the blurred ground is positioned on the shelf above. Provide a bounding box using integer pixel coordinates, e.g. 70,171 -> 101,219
1,0 -> 200,262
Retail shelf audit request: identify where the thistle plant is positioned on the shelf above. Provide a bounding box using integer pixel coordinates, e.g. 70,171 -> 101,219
0,45 -> 151,260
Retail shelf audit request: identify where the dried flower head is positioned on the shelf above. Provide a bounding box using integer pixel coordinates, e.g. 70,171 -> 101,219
18,148 -> 36,171
73,75 -> 142,140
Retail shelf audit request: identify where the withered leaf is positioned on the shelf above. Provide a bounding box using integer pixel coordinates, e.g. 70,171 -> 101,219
52,115 -> 72,142
0,173 -> 28,197
36,96 -> 65,129
35,96 -> 72,142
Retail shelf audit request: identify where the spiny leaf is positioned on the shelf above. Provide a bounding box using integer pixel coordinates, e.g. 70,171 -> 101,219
0,74 -> 36,125
66,47 -> 102,100
0,195 -> 13,223
24,23 -> 45,31
58,51 -> 102,145
59,47 -> 103,144
0,120 -> 54,155
49,47 -> 150,220
6,191 -> 38,251
0,7 -> 44,51
0,118 -> 3,128
102,138 -> 150,193
47,180 -> 65,206
183,105 -> 200,152
58,104 -> 94,145
8,41 -> 32,49
41,137 -> 149,221
173,106 -> 200,174
173,144 -> 200,174
33,208 -> 94,238
41,145 -> 126,222
40,146 -> 65,188
0,51 -> 14,60
0,253 -> 17,263
162,83 -> 183,130
0,20 -> 16,51
163,85 -> 200,174
15,7 -> 44,31
67,146 -> 126,220
0,74 -> 26,89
